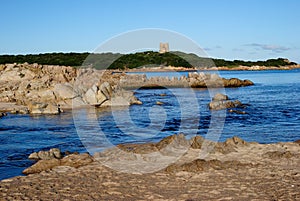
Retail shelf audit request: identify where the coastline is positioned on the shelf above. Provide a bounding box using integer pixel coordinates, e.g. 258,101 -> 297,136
1,135 -> 299,200
114,64 -> 300,73
1,64 -> 300,200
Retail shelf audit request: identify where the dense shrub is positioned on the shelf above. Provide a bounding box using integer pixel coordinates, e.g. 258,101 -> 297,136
0,51 -> 296,69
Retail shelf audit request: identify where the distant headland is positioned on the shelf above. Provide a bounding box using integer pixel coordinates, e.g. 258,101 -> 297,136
0,51 -> 298,70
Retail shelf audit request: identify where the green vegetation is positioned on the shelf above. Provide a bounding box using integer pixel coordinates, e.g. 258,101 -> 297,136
171,51 -> 215,67
0,51 -> 297,69
108,51 -> 192,69
0,52 -> 89,67
172,51 -> 297,67
0,52 -> 122,69
213,58 -> 297,67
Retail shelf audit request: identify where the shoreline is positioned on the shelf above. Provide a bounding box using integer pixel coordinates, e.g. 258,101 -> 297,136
111,64 -> 300,73
1,135 -> 299,200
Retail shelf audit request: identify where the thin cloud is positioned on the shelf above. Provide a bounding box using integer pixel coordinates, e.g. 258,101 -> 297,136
203,47 -> 212,51
203,46 -> 222,51
232,48 -> 244,52
245,43 -> 291,53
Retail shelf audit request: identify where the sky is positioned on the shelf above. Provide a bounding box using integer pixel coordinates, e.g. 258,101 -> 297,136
1,0 -> 300,62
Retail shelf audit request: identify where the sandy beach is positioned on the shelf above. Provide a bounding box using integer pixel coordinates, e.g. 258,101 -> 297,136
1,135 -> 299,200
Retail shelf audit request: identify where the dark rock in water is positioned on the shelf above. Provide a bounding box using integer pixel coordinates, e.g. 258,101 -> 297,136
222,78 -> 254,87
0,112 -> 7,118
229,109 -> 247,114
208,94 -> 245,110
208,100 -> 242,110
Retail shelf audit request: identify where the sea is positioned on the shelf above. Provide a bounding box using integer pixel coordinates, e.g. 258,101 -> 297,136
0,69 -> 300,180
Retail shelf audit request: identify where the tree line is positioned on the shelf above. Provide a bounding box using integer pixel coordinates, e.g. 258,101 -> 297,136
0,51 -> 296,69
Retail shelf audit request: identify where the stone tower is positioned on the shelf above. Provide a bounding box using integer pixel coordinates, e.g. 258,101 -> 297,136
159,42 -> 169,53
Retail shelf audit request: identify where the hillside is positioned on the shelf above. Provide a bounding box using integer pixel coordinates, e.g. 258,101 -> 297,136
0,52 -> 297,69
108,51 -> 192,69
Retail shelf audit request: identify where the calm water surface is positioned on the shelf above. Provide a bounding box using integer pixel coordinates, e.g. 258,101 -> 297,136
0,69 -> 299,180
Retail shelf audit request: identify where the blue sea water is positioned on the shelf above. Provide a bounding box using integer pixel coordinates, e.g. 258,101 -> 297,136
0,69 -> 300,180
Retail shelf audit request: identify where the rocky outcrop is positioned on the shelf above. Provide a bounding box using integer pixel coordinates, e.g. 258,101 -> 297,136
104,134 -> 248,159
2,134 -> 300,200
28,148 -> 62,160
165,159 -> 250,173
23,134 -> 250,175
23,153 -> 94,175
83,83 -> 110,106
208,100 -> 243,110
0,63 -> 142,113
0,63 -> 77,112
222,78 -> 254,87
208,93 -> 245,110
22,158 -> 61,175
212,93 -> 229,101
27,102 -> 61,114
0,63 -> 253,114
117,72 -> 253,89
189,72 -> 254,88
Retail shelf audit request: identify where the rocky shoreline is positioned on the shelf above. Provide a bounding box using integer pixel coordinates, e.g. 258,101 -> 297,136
0,134 -> 299,200
0,63 -> 253,115
2,63 -> 299,200
122,64 -> 300,72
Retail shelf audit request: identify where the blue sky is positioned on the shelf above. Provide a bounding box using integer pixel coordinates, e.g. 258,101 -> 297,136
1,0 -> 300,62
